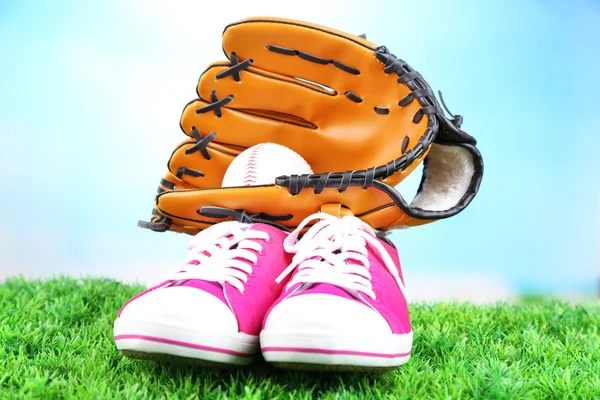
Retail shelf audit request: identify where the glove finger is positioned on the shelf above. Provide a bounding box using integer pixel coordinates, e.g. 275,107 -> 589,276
180,98 -> 314,151
198,63 -> 340,125
167,139 -> 238,189
222,17 -> 384,96
180,98 -> 425,178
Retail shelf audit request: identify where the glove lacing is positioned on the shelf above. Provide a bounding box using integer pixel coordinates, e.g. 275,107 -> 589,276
181,52 -> 254,169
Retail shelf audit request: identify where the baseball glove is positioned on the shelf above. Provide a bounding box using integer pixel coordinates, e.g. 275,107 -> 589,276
141,17 -> 483,234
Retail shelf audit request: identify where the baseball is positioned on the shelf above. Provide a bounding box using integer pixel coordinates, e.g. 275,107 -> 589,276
222,143 -> 313,187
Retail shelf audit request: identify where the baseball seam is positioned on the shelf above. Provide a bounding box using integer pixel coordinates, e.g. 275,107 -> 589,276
243,144 -> 265,186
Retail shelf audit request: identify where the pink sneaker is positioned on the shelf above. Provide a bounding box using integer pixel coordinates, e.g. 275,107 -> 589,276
260,213 -> 412,371
113,220 -> 290,367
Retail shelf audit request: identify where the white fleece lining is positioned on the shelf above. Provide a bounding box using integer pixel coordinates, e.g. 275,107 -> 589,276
410,144 -> 474,212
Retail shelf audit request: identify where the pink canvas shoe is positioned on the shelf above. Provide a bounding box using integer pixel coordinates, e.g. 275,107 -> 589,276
113,220 -> 290,366
260,213 -> 412,371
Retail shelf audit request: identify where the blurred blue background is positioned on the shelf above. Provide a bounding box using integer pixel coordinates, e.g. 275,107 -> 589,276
1,0 -> 598,301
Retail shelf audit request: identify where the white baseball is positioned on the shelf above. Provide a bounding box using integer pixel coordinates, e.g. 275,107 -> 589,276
222,143 -> 313,187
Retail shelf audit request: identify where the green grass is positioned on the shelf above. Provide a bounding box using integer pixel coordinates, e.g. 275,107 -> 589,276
1,277 -> 599,400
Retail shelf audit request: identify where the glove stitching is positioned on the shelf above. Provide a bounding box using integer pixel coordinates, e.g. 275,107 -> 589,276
160,178 -> 175,190
195,90 -> 233,118
215,52 -> 254,82
185,126 -> 215,160
198,206 -> 292,230
401,136 -> 410,154
344,91 -> 363,103
176,167 -> 204,180
266,45 -> 361,75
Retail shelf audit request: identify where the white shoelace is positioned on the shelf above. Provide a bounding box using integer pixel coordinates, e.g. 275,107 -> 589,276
275,213 -> 409,303
170,221 -> 269,293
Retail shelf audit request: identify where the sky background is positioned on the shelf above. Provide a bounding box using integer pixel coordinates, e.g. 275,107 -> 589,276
1,0 -> 598,301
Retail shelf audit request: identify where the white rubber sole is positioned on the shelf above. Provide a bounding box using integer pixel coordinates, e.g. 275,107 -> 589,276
260,330 -> 413,371
113,318 -> 257,366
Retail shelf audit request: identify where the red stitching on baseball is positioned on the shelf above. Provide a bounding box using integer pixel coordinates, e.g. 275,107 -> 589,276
243,144 -> 265,185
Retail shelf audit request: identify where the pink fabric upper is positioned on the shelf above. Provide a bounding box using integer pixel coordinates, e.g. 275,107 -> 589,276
118,223 -> 291,336
220,224 -> 291,334
263,236 -> 411,334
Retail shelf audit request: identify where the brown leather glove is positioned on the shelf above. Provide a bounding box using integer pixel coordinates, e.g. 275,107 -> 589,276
141,17 -> 483,234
